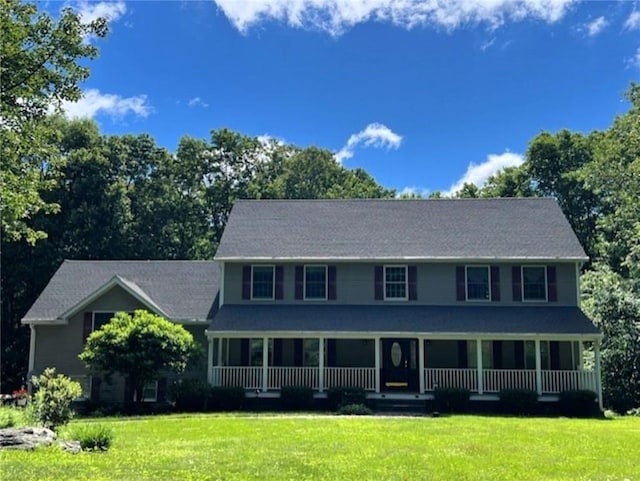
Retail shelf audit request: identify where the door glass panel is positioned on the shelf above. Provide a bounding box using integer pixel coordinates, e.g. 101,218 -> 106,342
391,342 -> 402,367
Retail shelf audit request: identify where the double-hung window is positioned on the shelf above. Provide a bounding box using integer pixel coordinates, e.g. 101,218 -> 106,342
304,265 -> 327,300
93,312 -> 116,331
465,266 -> 490,301
252,265 -> 275,300
384,265 -> 407,300
522,266 -> 547,301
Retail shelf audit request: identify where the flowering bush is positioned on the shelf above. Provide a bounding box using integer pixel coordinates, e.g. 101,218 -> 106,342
12,387 -> 28,399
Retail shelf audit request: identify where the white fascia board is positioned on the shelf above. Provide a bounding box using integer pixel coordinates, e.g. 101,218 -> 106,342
21,318 -> 68,325
214,256 -> 589,263
59,275 -> 169,321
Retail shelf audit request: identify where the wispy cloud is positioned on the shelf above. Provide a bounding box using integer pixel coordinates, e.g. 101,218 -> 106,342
335,123 -> 402,164
396,186 -> 430,198
60,89 -> 152,120
213,0 -> 576,36
624,11 -> 640,31
71,0 -> 127,24
187,97 -> 209,108
445,151 -> 524,196
627,46 -> 640,69
480,37 -> 496,51
582,16 -> 608,37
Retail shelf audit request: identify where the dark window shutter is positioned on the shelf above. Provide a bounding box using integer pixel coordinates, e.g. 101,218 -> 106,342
275,266 -> 284,300
83,312 -> 93,342
514,341 -> 525,369
547,266 -> 557,302
327,339 -> 337,367
157,378 -> 168,402
273,339 -> 283,366
550,341 -> 560,370
493,341 -> 503,369
328,265 -> 337,300
295,265 -> 304,300
408,265 -> 418,301
490,266 -> 501,302
512,266 -> 522,302
240,339 -> 250,365
242,266 -> 251,300
374,265 -> 383,300
294,339 -> 303,367
457,340 -> 468,368
455,266 -> 466,301
90,376 -> 101,402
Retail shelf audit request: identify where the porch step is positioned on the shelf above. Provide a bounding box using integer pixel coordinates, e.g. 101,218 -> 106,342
372,398 -> 426,415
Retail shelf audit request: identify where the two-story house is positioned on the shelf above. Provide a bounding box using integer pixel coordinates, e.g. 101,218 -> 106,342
22,198 -> 603,407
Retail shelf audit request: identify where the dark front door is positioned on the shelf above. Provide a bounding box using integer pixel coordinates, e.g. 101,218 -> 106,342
381,338 -> 419,392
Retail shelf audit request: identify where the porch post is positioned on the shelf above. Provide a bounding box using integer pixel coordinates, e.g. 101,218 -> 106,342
578,341 -> 584,370
262,337 -> 269,393
207,337 -> 214,384
217,338 -> 223,366
418,338 -> 425,393
594,340 -> 603,411
535,339 -> 542,395
318,337 -> 325,393
374,337 -> 381,393
476,339 -> 484,395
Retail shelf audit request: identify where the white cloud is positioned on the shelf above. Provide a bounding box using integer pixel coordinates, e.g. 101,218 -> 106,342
335,122 -> 402,164
583,16 -> 608,37
627,46 -> 640,69
396,186 -> 430,198
188,97 -> 209,108
72,0 -> 127,24
60,89 -> 152,120
213,0 -> 576,36
625,11 -> 640,31
480,37 -> 496,51
445,151 -> 524,196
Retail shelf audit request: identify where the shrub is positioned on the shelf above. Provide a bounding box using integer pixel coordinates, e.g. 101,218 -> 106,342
0,406 -> 33,429
170,379 -> 209,412
207,386 -> 245,411
626,407 -> 640,416
558,390 -> 599,417
31,368 -> 82,430
280,386 -> 314,411
327,387 -> 366,411
433,387 -> 470,413
337,403 -> 373,415
499,389 -> 539,415
69,424 -> 114,451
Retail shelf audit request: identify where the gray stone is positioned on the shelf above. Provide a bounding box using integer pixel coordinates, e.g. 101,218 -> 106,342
58,440 -> 81,454
0,427 -> 56,450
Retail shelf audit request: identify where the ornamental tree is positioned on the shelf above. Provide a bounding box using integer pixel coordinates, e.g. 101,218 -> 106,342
79,310 -> 200,405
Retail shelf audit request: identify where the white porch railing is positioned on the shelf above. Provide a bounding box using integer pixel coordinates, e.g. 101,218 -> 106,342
212,367 -> 262,389
542,370 -> 596,393
483,369 -> 537,393
424,368 -> 478,391
324,367 -> 376,391
268,367 -> 319,390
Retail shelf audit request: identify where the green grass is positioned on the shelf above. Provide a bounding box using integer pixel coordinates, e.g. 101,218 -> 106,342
1,413 -> 639,481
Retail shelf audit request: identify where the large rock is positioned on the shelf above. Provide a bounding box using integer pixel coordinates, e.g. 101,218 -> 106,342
0,427 -> 56,450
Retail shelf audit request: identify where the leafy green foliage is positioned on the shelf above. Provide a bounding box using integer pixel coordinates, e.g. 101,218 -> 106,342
433,387 -> 471,413
68,423 -> 114,451
498,389 -> 539,415
79,310 -> 200,405
207,386 -> 245,411
31,368 -> 82,430
169,379 -> 210,412
337,403 -> 373,415
0,406 -> 34,428
279,386 -> 314,411
326,387 -> 367,411
557,390 -> 599,418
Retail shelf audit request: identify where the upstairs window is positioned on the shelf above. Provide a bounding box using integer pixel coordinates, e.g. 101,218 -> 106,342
251,265 -> 274,300
304,265 -> 327,300
384,265 -> 407,300
466,266 -> 490,301
522,266 -> 547,301
93,312 -> 115,331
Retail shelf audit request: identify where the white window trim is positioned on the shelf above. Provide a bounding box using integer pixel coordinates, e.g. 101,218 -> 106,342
133,380 -> 158,402
251,265 -> 275,301
304,265 -> 328,301
465,265 -> 491,302
521,265 -> 548,303
383,265 -> 408,301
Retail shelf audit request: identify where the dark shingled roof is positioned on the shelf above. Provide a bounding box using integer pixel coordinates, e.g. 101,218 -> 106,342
215,198 -> 588,261
208,305 -> 600,336
22,260 -> 219,323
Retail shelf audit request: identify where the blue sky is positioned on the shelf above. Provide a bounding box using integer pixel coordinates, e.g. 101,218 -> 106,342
55,0 -> 639,195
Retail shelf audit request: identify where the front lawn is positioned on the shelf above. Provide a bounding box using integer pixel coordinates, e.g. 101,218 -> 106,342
2,414 -> 638,480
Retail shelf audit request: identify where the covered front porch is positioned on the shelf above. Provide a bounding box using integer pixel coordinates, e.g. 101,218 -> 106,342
207,336 -> 601,403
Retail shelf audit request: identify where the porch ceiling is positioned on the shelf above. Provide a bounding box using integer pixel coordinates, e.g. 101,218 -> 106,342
208,305 -> 600,336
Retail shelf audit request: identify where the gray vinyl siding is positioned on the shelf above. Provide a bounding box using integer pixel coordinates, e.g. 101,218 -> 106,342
223,262 -> 578,307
